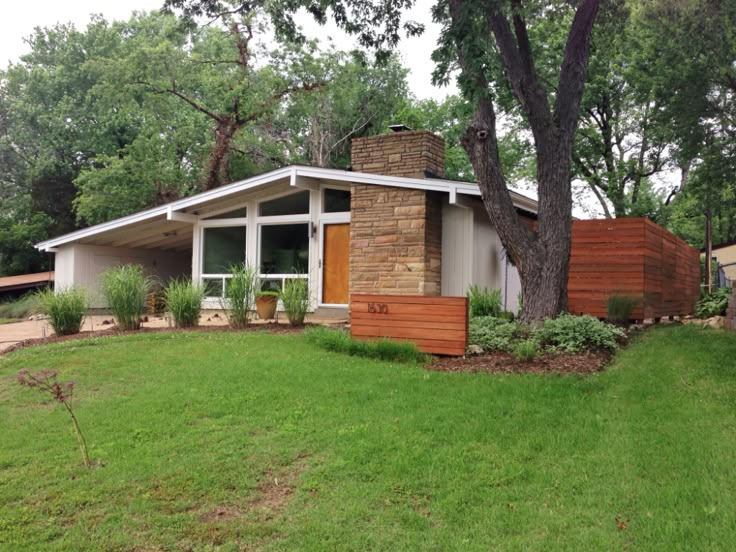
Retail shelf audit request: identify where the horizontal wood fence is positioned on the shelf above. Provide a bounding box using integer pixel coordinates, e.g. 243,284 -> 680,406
568,218 -> 700,320
350,294 -> 469,356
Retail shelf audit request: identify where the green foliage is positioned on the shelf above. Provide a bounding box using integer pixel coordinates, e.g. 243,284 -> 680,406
695,287 -> 733,319
223,263 -> 258,328
256,290 -> 280,298
467,286 -> 503,318
535,314 -> 625,353
304,326 -> 427,363
101,264 -> 152,331
164,279 -> 205,328
0,294 -> 40,320
513,340 -> 539,363
35,288 -> 87,336
468,316 -> 524,352
281,278 -> 310,326
606,294 -> 641,324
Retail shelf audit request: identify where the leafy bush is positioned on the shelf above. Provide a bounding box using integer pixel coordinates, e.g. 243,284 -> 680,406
165,279 -> 205,328
281,278 -> 310,326
0,293 -> 39,320
101,264 -> 152,330
223,263 -> 258,328
607,294 -> 640,324
468,286 -> 503,318
304,326 -> 428,363
468,316 -> 523,352
535,314 -> 625,353
36,288 -> 87,336
513,340 -> 538,362
695,287 -> 732,318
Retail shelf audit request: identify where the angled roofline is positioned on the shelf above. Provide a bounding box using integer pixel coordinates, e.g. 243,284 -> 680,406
36,165 -> 538,251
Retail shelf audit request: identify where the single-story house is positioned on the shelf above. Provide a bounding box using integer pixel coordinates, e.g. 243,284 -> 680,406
36,129 -> 537,315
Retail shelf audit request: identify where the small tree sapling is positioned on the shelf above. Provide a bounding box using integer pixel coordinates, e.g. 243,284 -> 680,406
17,369 -> 91,468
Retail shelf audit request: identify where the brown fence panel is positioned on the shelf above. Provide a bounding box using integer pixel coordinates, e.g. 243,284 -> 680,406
568,218 -> 700,320
350,294 -> 468,356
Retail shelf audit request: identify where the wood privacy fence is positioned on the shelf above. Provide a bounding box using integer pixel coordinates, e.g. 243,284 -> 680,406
350,294 -> 469,356
568,218 -> 700,320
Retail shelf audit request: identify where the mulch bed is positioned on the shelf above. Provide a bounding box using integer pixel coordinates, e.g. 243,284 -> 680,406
427,350 -> 613,375
0,322 -> 313,356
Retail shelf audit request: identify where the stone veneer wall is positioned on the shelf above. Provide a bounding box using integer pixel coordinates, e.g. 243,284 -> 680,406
350,186 -> 442,296
351,130 -> 445,179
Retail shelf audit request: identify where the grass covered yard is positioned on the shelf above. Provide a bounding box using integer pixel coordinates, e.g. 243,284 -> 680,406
1,325 -> 735,550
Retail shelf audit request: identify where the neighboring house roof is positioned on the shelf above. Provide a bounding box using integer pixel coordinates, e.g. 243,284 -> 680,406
0,271 -> 54,292
703,240 -> 736,253
36,165 -> 538,251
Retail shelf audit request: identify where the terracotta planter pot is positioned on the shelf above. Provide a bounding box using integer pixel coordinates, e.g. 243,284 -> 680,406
256,295 -> 278,320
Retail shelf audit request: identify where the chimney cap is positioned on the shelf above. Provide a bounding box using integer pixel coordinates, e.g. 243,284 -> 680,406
388,124 -> 413,133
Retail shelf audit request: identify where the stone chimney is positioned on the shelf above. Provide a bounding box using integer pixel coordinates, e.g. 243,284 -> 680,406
348,128 -> 444,297
351,129 -> 445,179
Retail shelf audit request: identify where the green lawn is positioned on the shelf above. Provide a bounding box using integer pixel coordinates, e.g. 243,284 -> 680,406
1,325 -> 735,550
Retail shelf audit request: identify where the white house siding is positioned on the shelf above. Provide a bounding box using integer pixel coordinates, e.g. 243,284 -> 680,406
440,203 -> 473,296
440,201 -> 521,312
54,243 -> 190,308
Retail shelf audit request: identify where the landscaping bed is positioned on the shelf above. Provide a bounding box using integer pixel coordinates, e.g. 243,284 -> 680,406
429,349 -> 613,375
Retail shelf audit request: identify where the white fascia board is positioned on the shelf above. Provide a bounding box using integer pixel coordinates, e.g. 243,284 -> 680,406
166,207 -> 198,223
36,167 -> 294,250
293,166 -> 538,213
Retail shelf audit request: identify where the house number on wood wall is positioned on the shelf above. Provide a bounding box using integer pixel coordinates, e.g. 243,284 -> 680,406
367,303 -> 389,314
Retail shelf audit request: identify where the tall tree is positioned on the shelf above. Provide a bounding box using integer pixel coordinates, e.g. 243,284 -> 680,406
166,0 -> 601,321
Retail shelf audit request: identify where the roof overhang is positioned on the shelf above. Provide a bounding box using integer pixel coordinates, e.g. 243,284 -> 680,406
36,166 -> 538,251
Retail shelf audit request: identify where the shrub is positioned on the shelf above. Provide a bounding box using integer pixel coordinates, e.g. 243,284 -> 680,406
0,293 -> 40,320
535,314 -> 625,353
513,340 -> 538,362
607,294 -> 640,324
281,278 -> 310,326
304,326 -> 428,363
468,285 -> 503,318
35,288 -> 87,336
165,279 -> 205,328
223,263 -> 258,328
695,287 -> 732,318
101,264 -> 152,330
468,316 -> 523,352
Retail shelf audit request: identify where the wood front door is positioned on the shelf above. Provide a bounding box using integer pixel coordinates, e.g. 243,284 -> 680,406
322,223 -> 350,305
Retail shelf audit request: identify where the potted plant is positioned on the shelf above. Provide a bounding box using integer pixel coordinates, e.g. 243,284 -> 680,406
255,290 -> 279,320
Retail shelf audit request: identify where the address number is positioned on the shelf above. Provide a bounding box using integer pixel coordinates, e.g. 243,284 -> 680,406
367,303 -> 389,314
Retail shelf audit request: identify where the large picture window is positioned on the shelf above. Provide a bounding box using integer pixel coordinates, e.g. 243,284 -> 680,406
260,224 -> 309,275
203,227 -> 246,273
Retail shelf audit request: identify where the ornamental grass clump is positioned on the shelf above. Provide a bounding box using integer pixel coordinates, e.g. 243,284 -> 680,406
513,339 -> 538,362
467,285 -> 503,318
35,287 -> 87,336
165,279 -> 205,328
281,277 -> 310,326
223,263 -> 258,328
17,369 -> 91,468
606,293 -> 640,324
101,264 -> 152,330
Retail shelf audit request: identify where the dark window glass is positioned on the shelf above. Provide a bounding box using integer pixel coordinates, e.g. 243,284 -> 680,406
259,191 -> 309,216
324,188 -> 351,213
260,224 -> 309,274
203,207 -> 247,219
203,277 -> 224,297
202,226 -> 246,273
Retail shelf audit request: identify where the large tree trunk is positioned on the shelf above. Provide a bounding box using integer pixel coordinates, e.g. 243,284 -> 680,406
452,0 -> 599,322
